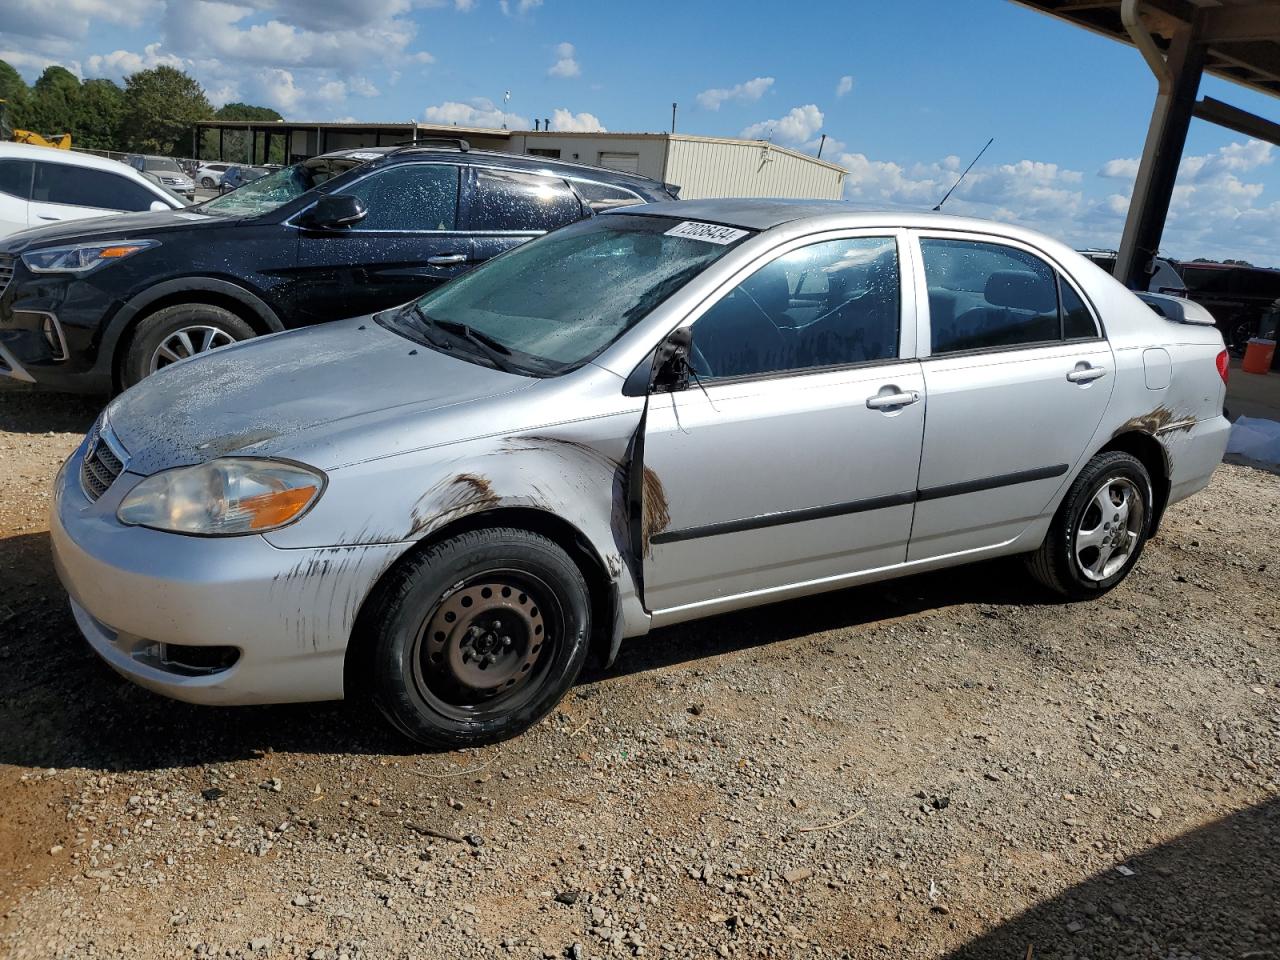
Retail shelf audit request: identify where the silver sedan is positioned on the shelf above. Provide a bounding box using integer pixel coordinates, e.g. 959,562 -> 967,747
52,199 -> 1231,747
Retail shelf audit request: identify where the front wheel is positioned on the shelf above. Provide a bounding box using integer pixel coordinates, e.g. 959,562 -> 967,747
1026,451 -> 1153,600
368,528 -> 591,749
200,177 -> 215,189
120,303 -> 255,389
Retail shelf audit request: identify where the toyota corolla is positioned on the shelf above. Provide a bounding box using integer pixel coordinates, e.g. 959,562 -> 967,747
51,199 -> 1231,748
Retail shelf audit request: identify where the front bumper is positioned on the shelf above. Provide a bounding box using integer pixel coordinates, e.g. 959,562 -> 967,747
50,441 -> 408,705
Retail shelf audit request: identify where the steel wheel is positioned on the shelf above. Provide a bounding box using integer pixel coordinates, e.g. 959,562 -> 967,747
409,570 -> 559,723
148,325 -> 237,372
1074,476 -> 1144,582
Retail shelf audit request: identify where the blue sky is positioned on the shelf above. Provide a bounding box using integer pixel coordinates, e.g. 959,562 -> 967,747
4,0 -> 1279,264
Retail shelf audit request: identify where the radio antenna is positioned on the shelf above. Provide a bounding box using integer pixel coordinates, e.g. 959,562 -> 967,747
933,137 -> 994,211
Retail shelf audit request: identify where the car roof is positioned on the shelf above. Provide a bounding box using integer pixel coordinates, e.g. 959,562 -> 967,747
0,142 -> 153,176
317,144 -> 670,191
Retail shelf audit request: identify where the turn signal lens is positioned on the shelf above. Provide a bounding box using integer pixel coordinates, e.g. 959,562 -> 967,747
1216,349 -> 1229,385
117,458 -> 325,536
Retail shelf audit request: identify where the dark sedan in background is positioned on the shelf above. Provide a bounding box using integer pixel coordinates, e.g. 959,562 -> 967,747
0,140 -> 676,393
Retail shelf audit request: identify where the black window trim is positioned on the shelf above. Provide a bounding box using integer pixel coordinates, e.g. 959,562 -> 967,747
912,230 -> 1108,360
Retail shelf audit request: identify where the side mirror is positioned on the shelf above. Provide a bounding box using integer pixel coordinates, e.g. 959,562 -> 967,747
298,194 -> 367,230
651,326 -> 692,393
149,200 -> 171,212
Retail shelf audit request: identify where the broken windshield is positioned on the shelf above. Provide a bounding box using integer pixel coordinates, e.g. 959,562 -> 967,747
199,156 -> 367,218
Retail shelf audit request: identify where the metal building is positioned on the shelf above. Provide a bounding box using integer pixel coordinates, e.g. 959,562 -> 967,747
192,120 -> 847,200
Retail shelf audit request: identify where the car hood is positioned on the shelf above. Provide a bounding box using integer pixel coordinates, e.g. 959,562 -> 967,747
105,316 -> 536,475
0,209 -> 226,253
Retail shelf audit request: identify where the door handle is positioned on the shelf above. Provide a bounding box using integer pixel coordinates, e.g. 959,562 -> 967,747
427,254 -> 467,266
866,390 -> 920,410
37,215 -> 62,221
1066,365 -> 1107,384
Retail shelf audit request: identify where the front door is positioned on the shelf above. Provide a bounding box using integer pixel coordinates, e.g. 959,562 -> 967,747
642,232 -> 926,616
907,234 -> 1115,561
291,162 -> 469,325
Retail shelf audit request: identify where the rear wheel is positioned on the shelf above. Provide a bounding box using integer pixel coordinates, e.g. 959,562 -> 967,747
200,176 -> 215,189
121,303 -> 254,389
1026,451 -> 1153,600
368,528 -> 591,749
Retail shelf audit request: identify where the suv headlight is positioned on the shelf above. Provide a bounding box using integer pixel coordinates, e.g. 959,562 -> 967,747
22,240 -> 158,275
117,458 -> 326,536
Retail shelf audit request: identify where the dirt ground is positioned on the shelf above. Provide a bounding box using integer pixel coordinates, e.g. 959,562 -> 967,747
0,383 -> 1276,960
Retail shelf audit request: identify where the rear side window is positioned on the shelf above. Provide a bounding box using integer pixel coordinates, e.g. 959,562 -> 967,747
469,168 -> 581,232
338,163 -> 459,232
573,179 -> 645,212
0,159 -> 32,200
32,163 -> 161,212
921,239 -> 1099,353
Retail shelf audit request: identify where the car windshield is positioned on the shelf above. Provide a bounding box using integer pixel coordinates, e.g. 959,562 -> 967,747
198,156 -> 366,217
147,158 -> 183,174
380,214 -> 751,375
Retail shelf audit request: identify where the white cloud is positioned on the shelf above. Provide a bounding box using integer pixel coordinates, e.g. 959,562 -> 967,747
0,49 -> 83,78
1099,157 -> 1139,180
3,0 -> 158,44
550,108 -> 605,132
835,75 -> 853,97
424,97 -> 528,129
499,0 -> 541,14
696,76 -> 773,111
741,104 -> 824,144
85,43 -> 184,79
548,41 -> 580,78
455,0 -> 475,8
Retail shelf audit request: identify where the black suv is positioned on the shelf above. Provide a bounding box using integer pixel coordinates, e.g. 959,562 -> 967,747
0,141 -> 676,392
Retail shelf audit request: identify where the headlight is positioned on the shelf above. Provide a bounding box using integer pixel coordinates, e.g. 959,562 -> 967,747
22,240 -> 158,275
117,458 -> 325,536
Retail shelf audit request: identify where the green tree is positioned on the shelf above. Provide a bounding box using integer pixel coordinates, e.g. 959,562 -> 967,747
0,60 -> 30,138
121,65 -> 212,156
72,79 -> 125,151
215,102 -> 283,122
25,65 -> 79,139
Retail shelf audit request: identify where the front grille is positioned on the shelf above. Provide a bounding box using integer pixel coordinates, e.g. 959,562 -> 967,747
0,254 -> 14,297
80,425 -> 126,502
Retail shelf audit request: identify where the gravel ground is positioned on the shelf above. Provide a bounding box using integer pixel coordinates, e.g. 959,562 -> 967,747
0,383 -> 1276,960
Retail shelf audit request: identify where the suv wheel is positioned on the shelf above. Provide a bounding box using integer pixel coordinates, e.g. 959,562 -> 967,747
1026,451 -> 1153,600
367,528 -> 591,749
121,303 -> 255,389
200,176 -> 215,189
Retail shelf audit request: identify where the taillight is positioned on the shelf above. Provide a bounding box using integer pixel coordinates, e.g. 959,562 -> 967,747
1216,349 -> 1229,385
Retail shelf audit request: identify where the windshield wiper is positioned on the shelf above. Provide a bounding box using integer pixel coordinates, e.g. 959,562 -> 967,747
410,308 -> 521,373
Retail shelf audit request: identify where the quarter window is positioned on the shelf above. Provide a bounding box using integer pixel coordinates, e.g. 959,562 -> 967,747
0,159 -> 32,199
469,169 -> 581,232
337,163 -> 459,232
573,179 -> 645,213
31,163 -> 161,212
691,236 -> 900,380
921,238 -> 1093,353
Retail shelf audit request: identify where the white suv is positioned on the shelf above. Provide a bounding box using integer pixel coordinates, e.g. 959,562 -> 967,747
0,143 -> 183,239
194,162 -> 234,189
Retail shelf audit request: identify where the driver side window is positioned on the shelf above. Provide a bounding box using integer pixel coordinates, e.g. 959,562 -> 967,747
690,236 -> 900,380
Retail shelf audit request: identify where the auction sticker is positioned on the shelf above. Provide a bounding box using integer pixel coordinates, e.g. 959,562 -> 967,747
664,221 -> 749,245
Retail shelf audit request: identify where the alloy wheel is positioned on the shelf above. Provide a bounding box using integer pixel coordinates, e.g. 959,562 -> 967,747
1074,476 -> 1144,582
148,325 -> 238,373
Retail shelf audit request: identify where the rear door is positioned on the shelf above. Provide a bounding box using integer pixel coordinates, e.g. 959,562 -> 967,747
291,161 -> 467,324
907,232 -> 1114,561
0,158 -> 32,235
463,166 -> 584,265
642,230 -> 925,615
28,160 -> 165,224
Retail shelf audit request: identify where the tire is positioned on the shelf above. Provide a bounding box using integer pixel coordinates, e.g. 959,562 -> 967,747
1026,451 -> 1153,600
121,303 -> 255,389
367,527 -> 591,749
200,177 -> 215,189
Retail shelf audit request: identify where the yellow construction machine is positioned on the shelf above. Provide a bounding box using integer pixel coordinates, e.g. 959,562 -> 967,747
0,99 -> 71,149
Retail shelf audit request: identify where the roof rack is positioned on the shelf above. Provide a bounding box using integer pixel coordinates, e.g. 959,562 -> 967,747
393,137 -> 470,151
